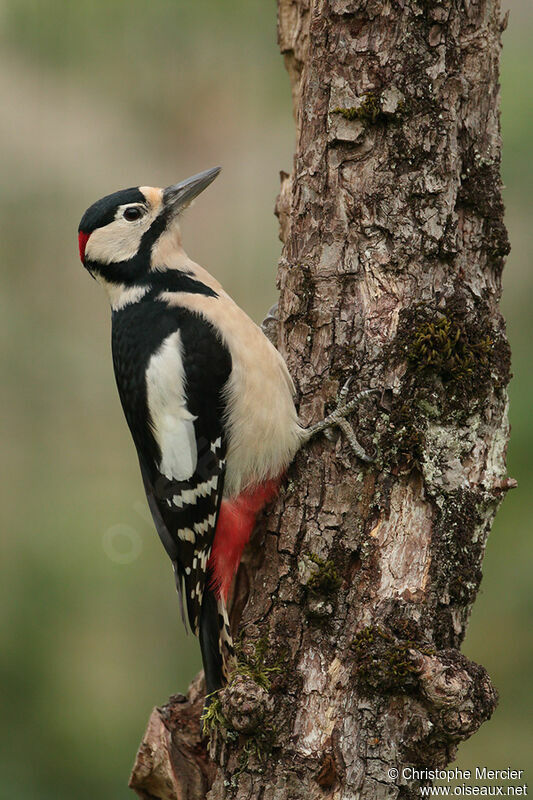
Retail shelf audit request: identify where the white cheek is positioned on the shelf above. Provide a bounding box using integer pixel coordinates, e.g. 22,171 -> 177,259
85,220 -> 145,264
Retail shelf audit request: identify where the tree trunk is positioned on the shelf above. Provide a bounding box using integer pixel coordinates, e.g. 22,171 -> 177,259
130,1 -> 513,798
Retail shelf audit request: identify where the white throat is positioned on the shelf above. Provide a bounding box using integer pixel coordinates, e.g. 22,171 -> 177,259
98,278 -> 149,311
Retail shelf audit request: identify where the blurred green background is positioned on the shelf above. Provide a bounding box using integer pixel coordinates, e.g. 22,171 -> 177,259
0,1 -> 530,797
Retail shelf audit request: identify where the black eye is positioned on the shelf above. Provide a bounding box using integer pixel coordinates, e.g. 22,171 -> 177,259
123,206 -> 143,221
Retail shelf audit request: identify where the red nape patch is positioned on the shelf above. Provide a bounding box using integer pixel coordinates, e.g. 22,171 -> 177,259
208,478 -> 281,600
78,231 -> 90,262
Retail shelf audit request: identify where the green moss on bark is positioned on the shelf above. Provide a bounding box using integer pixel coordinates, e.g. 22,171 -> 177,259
305,554 -> 342,596
352,626 -> 434,695
332,91 -> 406,126
232,636 -> 282,692
391,294 -> 510,422
407,314 -> 491,383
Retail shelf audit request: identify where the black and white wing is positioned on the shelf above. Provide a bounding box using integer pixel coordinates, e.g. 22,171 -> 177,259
112,302 -> 232,637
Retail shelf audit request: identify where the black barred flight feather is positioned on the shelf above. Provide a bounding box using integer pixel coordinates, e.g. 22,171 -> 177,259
152,435 -> 226,634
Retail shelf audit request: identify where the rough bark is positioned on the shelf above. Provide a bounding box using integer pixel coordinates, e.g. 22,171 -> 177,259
130,1 -> 512,798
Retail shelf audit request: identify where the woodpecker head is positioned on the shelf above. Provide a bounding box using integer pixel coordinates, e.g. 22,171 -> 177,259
78,167 -> 221,287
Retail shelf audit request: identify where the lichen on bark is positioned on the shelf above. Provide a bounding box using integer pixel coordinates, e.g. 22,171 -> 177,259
130,2 -> 512,799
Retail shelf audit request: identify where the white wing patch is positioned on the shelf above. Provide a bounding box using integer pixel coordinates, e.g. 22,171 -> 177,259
145,330 -> 197,481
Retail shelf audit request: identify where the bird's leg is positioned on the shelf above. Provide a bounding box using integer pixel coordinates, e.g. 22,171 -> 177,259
302,379 -> 379,462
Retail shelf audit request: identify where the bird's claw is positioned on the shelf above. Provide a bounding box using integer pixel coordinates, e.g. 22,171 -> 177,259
334,384 -> 379,462
304,383 -> 379,463
337,418 -> 376,463
338,376 -> 353,407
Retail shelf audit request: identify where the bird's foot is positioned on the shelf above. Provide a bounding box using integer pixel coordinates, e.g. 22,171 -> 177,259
303,378 -> 379,462
261,303 -> 279,347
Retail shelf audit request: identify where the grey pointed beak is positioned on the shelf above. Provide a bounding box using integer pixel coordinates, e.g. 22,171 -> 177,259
163,166 -> 221,214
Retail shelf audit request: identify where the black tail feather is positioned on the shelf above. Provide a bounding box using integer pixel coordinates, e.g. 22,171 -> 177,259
199,586 -> 225,695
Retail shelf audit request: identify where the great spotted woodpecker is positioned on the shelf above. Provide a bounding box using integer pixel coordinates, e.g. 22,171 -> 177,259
78,167 -> 375,694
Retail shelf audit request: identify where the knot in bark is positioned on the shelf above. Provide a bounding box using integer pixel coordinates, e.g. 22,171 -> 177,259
415,649 -> 498,740
220,676 -> 271,734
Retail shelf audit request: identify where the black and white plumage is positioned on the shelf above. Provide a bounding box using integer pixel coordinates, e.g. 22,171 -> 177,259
111,296 -> 232,690
78,168 -> 305,694
112,301 -> 229,631
78,167 -> 375,696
